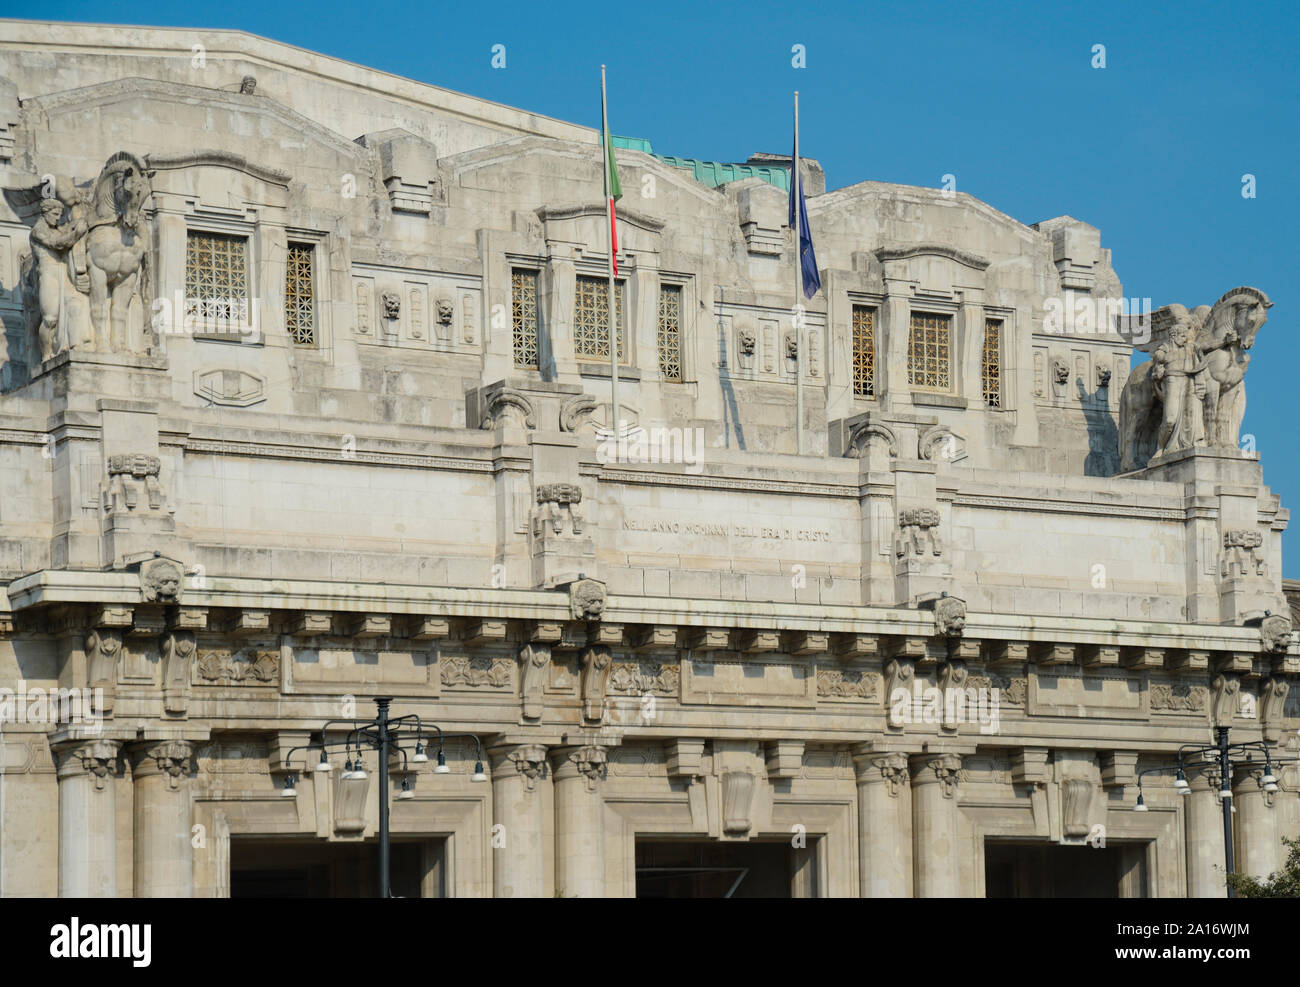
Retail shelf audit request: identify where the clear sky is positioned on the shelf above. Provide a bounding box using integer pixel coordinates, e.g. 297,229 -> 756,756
17,0 -> 1300,575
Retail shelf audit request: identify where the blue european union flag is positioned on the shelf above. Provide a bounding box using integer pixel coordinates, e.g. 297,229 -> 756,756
788,149 -> 821,300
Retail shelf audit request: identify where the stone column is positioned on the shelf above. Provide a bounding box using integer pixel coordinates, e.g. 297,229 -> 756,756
1233,763 -> 1280,882
852,750 -> 912,897
129,740 -> 195,897
1184,763 -> 1226,898
551,745 -> 607,898
53,738 -> 121,897
489,743 -> 550,898
910,753 -> 962,897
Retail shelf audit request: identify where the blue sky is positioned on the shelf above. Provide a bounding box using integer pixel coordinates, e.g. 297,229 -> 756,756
22,0 -> 1300,574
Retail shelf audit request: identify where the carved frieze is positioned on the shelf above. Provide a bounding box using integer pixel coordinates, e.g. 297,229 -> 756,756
440,655 -> 512,689
195,648 -> 279,685
1149,682 -> 1209,712
607,660 -> 680,696
816,667 -> 877,700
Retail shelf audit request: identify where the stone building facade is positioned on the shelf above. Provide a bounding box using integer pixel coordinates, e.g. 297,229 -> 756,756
0,20 -> 1295,897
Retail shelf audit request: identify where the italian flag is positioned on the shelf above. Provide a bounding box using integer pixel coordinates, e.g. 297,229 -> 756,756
601,72 -> 622,274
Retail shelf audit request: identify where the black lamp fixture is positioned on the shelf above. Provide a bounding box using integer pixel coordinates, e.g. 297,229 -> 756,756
1132,726 -> 1296,898
282,698 -> 486,898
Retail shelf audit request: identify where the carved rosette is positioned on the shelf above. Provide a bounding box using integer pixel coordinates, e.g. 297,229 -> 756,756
132,740 -> 193,791
580,645 -> 612,723
54,739 -> 121,791
854,751 -> 909,799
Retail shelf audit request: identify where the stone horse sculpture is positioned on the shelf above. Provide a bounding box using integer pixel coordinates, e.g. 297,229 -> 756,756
83,151 -> 152,351
1118,286 -> 1271,472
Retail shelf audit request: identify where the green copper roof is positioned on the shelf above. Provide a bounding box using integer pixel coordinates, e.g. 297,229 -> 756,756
612,136 -> 790,192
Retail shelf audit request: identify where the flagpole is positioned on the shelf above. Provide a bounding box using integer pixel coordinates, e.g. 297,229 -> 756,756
793,91 -> 804,456
602,65 -> 619,439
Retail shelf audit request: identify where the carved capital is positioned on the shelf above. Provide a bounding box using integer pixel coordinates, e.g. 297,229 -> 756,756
491,744 -> 550,792
130,740 -> 193,790
54,739 -> 121,790
553,745 -> 608,792
911,753 -> 962,798
853,750 -> 909,798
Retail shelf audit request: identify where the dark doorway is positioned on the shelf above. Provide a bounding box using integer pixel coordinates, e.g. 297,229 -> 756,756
230,838 -> 445,898
984,840 -> 1148,897
635,839 -> 817,898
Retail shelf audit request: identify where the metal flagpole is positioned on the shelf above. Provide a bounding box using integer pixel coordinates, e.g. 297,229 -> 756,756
602,65 -> 619,440
793,91 -> 804,455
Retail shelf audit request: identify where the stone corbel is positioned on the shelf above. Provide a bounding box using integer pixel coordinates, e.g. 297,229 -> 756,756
1210,672 -> 1242,727
1012,747 -> 1050,787
884,657 -> 915,729
1258,675 -> 1290,743
937,658 -> 969,732
580,645 -> 612,723
84,627 -> 121,715
720,771 -> 756,834
1100,751 -> 1139,789
667,738 -> 705,778
518,643 -> 551,721
160,629 -> 195,715
1061,777 -> 1096,837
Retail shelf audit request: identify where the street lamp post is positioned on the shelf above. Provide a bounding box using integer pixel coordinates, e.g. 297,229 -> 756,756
1134,727 -> 1293,899
282,697 -> 486,898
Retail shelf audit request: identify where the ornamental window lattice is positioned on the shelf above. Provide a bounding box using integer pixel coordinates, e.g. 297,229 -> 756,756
982,318 -> 1002,408
512,269 -> 539,368
658,284 -> 682,381
852,305 -> 875,396
907,312 -> 951,391
574,275 -> 626,362
284,243 -> 315,345
185,231 -> 249,326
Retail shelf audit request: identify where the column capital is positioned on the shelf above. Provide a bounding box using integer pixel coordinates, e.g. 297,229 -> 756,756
910,753 -> 962,798
129,739 -> 194,789
489,743 -> 550,791
551,744 -> 608,790
1185,759 -> 1224,793
853,750 -> 910,798
53,738 -> 122,789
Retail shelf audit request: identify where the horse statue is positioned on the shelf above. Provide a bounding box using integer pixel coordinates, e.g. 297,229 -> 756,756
1118,286 -> 1271,472
82,151 -> 152,352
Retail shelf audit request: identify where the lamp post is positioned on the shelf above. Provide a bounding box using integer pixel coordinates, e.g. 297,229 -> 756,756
281,697 -> 487,898
1134,728 -> 1293,899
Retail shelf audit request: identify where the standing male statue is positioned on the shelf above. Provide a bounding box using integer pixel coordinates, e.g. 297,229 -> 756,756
28,195 -> 87,363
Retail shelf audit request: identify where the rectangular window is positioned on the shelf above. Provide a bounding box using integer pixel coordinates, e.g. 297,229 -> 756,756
284,242 -> 315,345
185,231 -> 249,333
512,269 -> 539,368
657,284 -> 682,381
907,312 -> 951,391
574,275 -> 626,363
852,305 -> 875,396
982,318 -> 1002,408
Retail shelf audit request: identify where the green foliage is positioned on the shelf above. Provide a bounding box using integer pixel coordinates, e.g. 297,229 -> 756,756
1226,837 -> 1300,898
